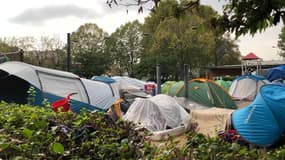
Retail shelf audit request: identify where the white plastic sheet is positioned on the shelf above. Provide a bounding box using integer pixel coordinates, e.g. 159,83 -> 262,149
149,94 -> 190,129
124,95 -> 191,132
123,98 -> 167,131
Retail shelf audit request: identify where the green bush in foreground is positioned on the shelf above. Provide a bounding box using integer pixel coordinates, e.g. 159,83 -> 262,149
0,102 -> 155,159
1,102 -> 285,159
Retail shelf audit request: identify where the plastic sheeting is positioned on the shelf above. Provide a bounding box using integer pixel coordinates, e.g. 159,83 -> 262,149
233,84 -> 285,146
191,107 -> 234,137
123,98 -> 167,131
124,95 -> 190,132
112,76 -> 146,91
149,94 -> 190,129
174,97 -> 209,111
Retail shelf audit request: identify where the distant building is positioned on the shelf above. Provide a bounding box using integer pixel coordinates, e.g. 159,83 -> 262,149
205,60 -> 285,79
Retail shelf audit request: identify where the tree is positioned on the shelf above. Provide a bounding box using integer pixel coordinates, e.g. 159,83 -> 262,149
138,0 -> 217,80
0,39 -> 18,53
107,0 -> 285,37
71,23 -> 111,78
278,26 -> 285,57
108,20 -> 144,76
216,33 -> 241,65
214,0 -> 285,37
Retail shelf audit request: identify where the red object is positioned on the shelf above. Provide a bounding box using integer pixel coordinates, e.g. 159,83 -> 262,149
242,52 -> 261,60
51,93 -> 77,112
144,83 -> 156,96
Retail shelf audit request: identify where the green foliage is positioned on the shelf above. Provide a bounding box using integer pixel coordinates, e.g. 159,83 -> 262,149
108,20 -> 144,76
51,142 -> 64,154
216,33 -> 241,65
278,26 -> 285,57
0,102 -> 154,159
141,0 -> 218,80
26,86 -> 36,105
2,102 -> 285,159
215,0 -> 285,37
0,39 -> 18,52
71,23 -> 111,78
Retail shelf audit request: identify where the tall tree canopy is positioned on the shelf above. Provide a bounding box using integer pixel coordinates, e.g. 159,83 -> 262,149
108,20 -> 144,76
216,33 -> 241,65
278,26 -> 285,57
106,0 -> 285,37
138,0 -> 218,80
70,23 -> 111,78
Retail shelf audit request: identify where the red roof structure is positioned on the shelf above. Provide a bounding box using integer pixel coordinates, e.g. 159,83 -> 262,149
242,52 -> 261,60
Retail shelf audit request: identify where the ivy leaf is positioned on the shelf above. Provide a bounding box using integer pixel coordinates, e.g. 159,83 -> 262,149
52,142 -> 64,154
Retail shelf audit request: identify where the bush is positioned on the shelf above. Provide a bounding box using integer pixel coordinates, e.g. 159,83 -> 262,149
1,102 -> 285,159
0,102 -> 154,159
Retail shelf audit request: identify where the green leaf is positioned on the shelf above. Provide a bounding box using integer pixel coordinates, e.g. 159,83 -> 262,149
0,143 -> 9,150
239,147 -> 247,155
22,128 -> 33,139
52,142 -> 64,154
34,120 -> 47,128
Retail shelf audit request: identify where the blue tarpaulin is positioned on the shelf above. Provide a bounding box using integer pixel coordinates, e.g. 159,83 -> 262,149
233,84 -> 285,146
267,65 -> 285,81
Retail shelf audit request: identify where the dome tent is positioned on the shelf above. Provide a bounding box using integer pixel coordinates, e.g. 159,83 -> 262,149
229,75 -> 268,101
233,84 -> 285,146
215,79 -> 231,91
162,78 -> 236,109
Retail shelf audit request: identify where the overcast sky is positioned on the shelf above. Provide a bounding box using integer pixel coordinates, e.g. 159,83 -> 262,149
0,0 -> 283,60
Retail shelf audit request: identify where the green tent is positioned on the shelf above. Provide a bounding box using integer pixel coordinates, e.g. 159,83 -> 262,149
161,81 -> 176,94
162,78 -> 236,109
215,80 -> 231,91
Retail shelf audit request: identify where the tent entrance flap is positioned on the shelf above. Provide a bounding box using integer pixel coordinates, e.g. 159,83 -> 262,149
0,75 -> 29,104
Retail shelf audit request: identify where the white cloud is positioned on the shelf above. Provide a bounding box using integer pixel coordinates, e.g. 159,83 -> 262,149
9,4 -> 99,26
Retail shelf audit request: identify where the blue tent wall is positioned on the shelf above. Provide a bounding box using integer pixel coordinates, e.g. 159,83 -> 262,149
233,84 -> 285,146
267,65 -> 285,81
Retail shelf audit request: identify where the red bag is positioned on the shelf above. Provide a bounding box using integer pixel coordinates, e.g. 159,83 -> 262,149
51,93 -> 77,112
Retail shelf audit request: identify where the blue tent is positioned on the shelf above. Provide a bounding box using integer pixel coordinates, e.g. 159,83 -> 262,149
233,84 -> 285,146
267,65 -> 285,82
91,76 -> 116,84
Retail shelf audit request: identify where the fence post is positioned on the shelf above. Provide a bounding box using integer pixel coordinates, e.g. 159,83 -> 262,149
67,33 -> 71,72
184,64 -> 189,98
156,64 -> 161,94
19,49 -> 24,62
